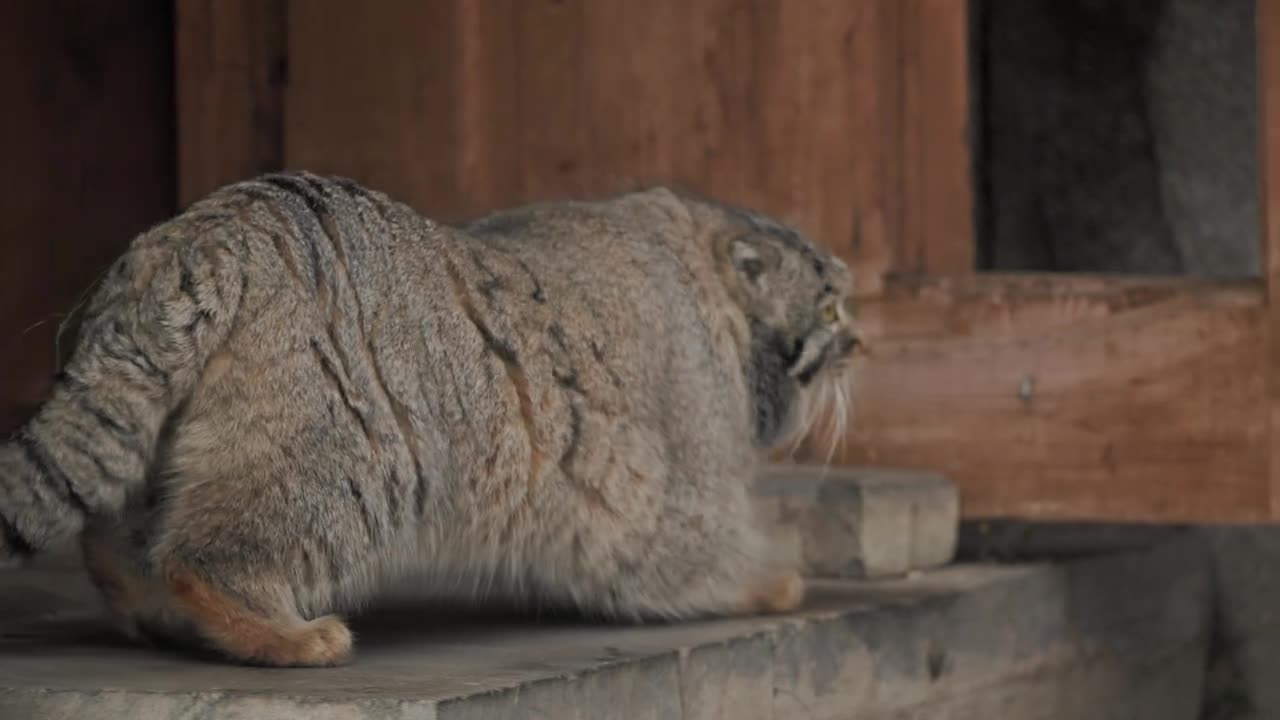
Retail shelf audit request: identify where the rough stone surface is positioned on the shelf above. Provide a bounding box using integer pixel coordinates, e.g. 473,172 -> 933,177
0,533 -> 1208,719
980,0 -> 1257,276
754,465 -> 959,579
1199,527 -> 1280,720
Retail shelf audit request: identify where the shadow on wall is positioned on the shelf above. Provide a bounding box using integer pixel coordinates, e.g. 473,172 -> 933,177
977,0 -> 1258,277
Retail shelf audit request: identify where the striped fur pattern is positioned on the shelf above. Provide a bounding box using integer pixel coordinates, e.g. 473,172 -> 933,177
0,172 -> 859,666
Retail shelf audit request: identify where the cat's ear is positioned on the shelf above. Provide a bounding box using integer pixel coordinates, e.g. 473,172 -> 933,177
729,236 -> 775,291
731,240 -> 764,283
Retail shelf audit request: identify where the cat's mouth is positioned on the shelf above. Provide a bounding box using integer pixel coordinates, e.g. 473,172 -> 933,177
802,330 -> 865,383
839,332 -> 864,360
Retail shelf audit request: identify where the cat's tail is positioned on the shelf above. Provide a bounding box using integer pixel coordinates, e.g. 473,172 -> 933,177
0,226 -> 244,566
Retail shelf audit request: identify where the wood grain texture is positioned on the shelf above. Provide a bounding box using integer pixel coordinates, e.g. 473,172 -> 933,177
797,275 -> 1269,523
0,0 -> 174,434
899,0 -> 975,278
284,0 -> 466,217
279,0 -> 920,282
175,0 -> 285,206
1260,0 -> 1280,519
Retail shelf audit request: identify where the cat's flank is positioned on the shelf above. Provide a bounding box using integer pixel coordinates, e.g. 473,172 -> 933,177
0,172 -> 859,666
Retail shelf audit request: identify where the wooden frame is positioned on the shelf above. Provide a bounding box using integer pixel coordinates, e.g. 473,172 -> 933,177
175,0 -> 1279,523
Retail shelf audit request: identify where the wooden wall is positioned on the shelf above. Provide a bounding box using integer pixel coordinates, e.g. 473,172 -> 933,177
178,0 -> 974,294
9,0 -> 1272,522
0,0 -> 176,434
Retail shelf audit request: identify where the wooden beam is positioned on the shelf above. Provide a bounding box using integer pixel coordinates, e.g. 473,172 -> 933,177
898,0 -> 976,279
1260,0 -> 1280,520
175,0 -> 285,206
796,275 -> 1268,523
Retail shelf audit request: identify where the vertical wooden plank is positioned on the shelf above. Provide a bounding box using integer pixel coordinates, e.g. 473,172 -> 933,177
284,0 -> 466,218
276,0 -> 964,291
0,0 -> 175,434
513,0 -> 588,201
838,1 -> 906,296
175,0 -> 285,206
454,0 -> 520,214
1261,0 -> 1280,519
279,0 -> 913,270
578,0 -> 688,194
898,0 -> 976,278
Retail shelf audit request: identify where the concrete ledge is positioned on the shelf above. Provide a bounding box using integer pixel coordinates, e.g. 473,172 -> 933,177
0,532 -> 1209,719
755,465 -> 959,579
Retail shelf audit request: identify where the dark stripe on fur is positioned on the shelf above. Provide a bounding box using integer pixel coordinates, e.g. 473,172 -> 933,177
445,263 -> 519,364
178,267 -> 199,305
334,177 -> 399,229
443,254 -> 541,486
177,257 -> 214,335
366,340 -> 430,521
55,370 -> 88,392
309,340 -> 375,450
561,402 -> 583,472
309,339 -> 377,541
78,397 -> 139,452
98,341 -> 169,387
468,249 -> 506,302
16,431 -> 90,515
63,435 -> 128,487
106,320 -> 171,386
0,513 -> 34,558
260,174 -> 330,219
515,258 -> 547,303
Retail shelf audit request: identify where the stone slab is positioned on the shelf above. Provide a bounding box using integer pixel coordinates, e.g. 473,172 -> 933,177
0,532 -> 1208,719
754,465 -> 959,578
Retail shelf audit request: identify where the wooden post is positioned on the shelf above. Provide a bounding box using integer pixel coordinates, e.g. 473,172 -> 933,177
899,0 -> 976,279
175,0 -> 285,206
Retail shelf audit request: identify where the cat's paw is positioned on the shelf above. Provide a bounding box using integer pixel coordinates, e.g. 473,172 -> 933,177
750,572 -> 805,614
282,615 -> 355,667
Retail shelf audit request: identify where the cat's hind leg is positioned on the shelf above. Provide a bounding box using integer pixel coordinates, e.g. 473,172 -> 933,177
159,563 -> 353,667
83,519 -> 352,666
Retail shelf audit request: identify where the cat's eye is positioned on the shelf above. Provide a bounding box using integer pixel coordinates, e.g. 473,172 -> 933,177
821,304 -> 838,324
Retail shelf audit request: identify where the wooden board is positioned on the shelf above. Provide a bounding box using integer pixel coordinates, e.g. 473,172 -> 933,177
892,0 -> 976,284
794,275 -> 1269,523
175,0 -> 285,206
278,0 -> 941,288
0,0 -> 175,434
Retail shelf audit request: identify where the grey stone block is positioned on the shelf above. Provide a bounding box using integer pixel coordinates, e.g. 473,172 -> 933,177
678,633 -> 775,720
0,532 -> 1209,719
754,464 -> 959,579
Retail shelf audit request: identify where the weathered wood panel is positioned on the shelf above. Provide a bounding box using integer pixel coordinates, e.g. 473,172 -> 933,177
802,276 -> 1269,522
175,0 -> 285,206
898,0 -> 975,279
278,0 -> 935,289
0,1 -> 175,434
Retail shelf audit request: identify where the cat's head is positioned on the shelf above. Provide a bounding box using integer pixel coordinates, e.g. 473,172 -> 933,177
680,193 -> 862,454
